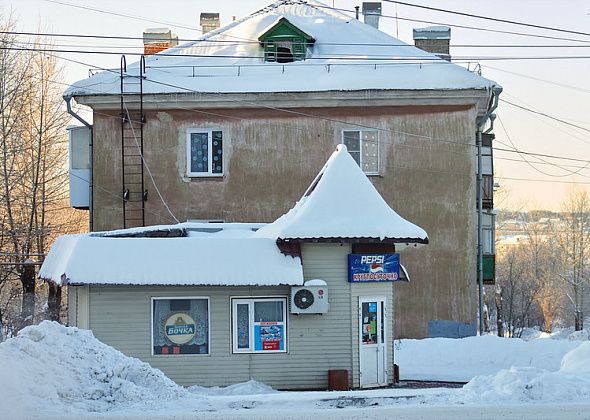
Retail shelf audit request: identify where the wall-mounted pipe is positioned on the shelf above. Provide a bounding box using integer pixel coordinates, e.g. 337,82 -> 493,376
476,84 -> 502,335
64,94 -> 93,232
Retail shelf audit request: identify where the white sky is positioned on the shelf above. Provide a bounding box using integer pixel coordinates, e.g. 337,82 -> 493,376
3,0 -> 590,211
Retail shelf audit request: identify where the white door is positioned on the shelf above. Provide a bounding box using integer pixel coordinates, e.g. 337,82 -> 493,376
359,297 -> 387,388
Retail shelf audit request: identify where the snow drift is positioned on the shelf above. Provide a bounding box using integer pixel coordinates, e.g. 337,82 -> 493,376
0,321 -> 200,417
460,342 -> 590,404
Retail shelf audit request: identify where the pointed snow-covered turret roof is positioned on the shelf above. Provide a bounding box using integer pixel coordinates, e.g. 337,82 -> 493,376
255,145 -> 428,243
65,0 -> 497,98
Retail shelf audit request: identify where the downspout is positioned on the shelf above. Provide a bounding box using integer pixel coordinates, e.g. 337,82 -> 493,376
64,94 -> 93,232
476,85 -> 502,335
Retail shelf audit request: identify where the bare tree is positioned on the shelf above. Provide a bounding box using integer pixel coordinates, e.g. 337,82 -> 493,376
555,188 -> 590,331
0,15 -> 85,336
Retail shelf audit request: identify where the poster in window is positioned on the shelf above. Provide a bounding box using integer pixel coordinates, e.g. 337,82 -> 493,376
254,323 -> 284,351
153,298 -> 208,355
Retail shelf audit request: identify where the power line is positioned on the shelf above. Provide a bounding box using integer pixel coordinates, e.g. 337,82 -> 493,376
6,30 -> 590,49
381,0 -> 590,37
500,99 -> 590,133
5,44 -> 590,62
496,113 -> 590,178
483,65 -> 590,94
313,4 -> 590,44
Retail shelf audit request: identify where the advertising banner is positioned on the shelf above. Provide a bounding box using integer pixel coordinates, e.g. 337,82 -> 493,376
348,253 -> 400,282
254,323 -> 285,351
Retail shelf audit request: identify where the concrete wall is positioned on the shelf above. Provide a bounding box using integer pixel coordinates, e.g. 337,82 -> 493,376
91,104 -> 478,338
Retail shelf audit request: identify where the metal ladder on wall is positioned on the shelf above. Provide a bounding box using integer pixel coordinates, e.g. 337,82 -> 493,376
120,55 -> 147,228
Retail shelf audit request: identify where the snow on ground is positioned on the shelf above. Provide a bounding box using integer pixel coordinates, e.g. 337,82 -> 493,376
0,321 -> 206,418
2,321 -> 590,419
395,334 -> 584,382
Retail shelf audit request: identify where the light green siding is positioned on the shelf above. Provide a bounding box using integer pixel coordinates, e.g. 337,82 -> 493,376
75,243 -> 395,389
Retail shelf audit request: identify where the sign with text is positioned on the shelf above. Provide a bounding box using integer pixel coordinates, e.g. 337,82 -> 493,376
348,254 -> 400,282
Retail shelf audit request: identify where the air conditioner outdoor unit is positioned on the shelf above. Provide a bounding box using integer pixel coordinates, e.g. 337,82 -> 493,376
290,279 -> 329,314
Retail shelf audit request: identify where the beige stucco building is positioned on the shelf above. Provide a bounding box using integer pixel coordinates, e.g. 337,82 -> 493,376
65,0 -> 500,338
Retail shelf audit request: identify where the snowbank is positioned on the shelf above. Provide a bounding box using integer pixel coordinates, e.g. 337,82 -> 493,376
189,379 -> 278,396
395,335 -> 582,382
459,342 -> 590,404
0,321 -> 203,417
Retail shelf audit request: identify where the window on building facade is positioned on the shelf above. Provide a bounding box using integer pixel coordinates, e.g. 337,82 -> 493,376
187,129 -> 223,177
152,297 -> 209,355
342,130 -> 379,174
232,298 -> 287,353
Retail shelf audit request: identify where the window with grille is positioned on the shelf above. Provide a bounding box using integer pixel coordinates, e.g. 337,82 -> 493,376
342,130 -> 380,175
187,129 -> 223,177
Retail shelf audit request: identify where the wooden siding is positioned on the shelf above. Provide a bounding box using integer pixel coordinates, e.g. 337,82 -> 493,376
81,243 -> 397,389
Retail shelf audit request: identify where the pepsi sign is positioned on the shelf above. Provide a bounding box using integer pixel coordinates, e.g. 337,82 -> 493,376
348,253 -> 400,282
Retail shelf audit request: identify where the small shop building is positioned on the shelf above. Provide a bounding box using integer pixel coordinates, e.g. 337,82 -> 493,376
40,145 -> 428,389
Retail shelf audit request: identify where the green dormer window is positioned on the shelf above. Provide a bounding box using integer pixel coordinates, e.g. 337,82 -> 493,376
258,17 -> 315,63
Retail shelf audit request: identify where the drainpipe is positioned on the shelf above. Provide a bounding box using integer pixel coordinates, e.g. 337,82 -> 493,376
64,94 -> 93,232
476,85 -> 502,335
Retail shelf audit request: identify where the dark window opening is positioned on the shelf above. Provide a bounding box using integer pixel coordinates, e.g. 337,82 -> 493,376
276,46 -> 294,63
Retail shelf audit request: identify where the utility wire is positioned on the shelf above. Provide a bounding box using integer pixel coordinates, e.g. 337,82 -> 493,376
313,5 -> 590,44
500,99 -> 590,133
483,65 -> 590,94
5,30 -> 590,49
5,44 -> 590,61
381,0 -> 590,37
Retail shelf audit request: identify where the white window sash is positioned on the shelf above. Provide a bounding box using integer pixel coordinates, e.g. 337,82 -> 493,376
231,297 -> 287,354
341,129 -> 380,175
186,128 -> 223,177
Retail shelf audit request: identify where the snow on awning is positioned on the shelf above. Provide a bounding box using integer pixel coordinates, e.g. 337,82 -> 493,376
39,232 -> 303,287
255,144 -> 428,243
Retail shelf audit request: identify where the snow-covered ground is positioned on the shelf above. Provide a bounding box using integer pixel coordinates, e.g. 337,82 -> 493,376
1,321 -> 590,419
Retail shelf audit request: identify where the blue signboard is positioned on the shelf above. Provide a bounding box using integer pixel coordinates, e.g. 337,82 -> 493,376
348,253 -> 400,282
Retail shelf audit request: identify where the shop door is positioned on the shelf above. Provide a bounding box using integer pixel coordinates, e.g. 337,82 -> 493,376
359,297 -> 387,388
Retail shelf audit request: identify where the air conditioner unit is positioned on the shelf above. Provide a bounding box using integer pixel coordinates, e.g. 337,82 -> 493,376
290,279 -> 329,314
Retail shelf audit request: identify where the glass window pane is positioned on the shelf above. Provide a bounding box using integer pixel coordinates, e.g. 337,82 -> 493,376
361,302 -> 378,345
343,131 -> 360,152
349,151 -> 361,166
153,298 -> 208,355
212,131 -> 223,174
362,133 -> 379,173
190,132 -> 209,173
362,131 -> 378,142
254,301 -> 283,323
237,303 -> 250,349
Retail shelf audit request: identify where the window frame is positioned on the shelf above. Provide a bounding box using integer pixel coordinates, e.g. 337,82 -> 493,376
186,128 -> 223,178
150,296 -> 211,357
341,129 -> 380,175
231,297 -> 288,354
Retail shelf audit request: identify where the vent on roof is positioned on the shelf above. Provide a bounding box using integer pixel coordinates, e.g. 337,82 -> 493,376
413,26 -> 451,61
362,2 -> 382,30
200,13 -> 220,34
143,28 -> 178,56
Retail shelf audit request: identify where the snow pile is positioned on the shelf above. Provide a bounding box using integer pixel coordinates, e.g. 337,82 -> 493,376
395,335 -> 581,382
0,321 -> 201,417
459,342 -> 590,404
189,379 -> 278,396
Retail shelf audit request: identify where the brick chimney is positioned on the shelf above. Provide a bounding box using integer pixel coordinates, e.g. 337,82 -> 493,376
362,2 -> 382,30
143,28 -> 178,56
413,26 -> 451,61
200,13 -> 220,34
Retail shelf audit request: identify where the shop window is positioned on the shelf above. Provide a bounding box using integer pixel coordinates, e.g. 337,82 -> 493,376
152,297 -> 209,355
187,129 -> 223,177
232,298 -> 287,354
342,130 -> 379,175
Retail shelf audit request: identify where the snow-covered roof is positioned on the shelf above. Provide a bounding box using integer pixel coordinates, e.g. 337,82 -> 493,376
65,0 -> 497,98
255,144 -> 428,243
39,224 -> 303,287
